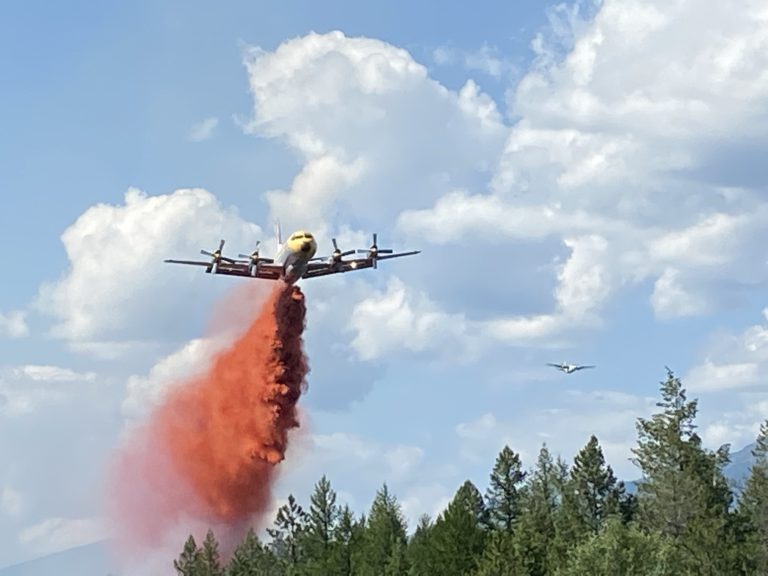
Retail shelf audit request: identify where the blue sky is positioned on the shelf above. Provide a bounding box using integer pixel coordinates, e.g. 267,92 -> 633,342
3,0 -> 768,570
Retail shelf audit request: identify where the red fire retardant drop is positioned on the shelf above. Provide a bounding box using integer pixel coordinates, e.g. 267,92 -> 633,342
109,283 -> 308,558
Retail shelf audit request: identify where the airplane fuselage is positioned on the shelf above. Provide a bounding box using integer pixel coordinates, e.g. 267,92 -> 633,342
273,230 -> 318,284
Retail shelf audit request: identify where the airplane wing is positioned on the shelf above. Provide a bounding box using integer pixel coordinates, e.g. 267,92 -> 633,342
164,259 -> 213,268
301,259 -> 374,279
371,250 -> 421,261
546,363 -> 564,368
574,365 -> 596,371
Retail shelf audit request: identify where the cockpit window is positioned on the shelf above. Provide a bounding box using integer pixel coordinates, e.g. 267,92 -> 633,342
305,234 -> 313,239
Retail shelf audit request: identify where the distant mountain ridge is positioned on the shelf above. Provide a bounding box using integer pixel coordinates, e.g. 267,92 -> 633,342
624,441 -> 757,495
0,541 -> 112,576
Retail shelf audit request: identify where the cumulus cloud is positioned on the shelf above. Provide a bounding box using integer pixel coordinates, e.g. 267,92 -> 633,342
348,277 -> 474,361
35,187 -> 262,353
0,311 -> 29,338
242,30 -> 507,236
121,336 -> 229,423
685,307 -> 768,394
392,0 -> 768,341
188,116 -> 219,142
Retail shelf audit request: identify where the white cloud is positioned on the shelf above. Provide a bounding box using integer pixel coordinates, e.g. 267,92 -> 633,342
242,30 -> 507,234
0,365 -> 101,416
0,311 -> 29,338
122,336 -> 229,423
1,486 -> 23,518
348,277 -> 473,361
35,187 -> 262,352
12,365 -> 96,382
187,116 -> 219,142
18,516 -> 107,557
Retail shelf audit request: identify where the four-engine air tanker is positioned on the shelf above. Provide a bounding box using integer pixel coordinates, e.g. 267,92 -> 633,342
547,362 -> 596,374
164,222 -> 420,284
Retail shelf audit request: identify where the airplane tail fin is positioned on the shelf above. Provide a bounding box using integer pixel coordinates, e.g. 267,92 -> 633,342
274,219 -> 282,250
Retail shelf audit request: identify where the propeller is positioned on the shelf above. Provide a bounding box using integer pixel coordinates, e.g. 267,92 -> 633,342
238,240 -> 262,262
200,239 -> 236,264
311,238 -> 355,264
356,233 -> 393,268
237,241 -> 263,273
331,238 -> 356,262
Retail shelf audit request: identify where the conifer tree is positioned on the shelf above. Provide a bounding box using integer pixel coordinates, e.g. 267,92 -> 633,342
741,419 -> 768,572
175,535 -> 202,575
428,480 -> 487,576
357,484 -> 408,576
267,493 -> 309,570
406,514 -> 434,576
226,528 -> 280,576
199,529 -> 223,576
335,504 -> 364,576
556,517 -> 681,576
631,367 -> 738,574
472,529 -> 520,576
485,445 -> 526,532
303,475 -> 341,575
570,435 -> 622,534
514,444 -> 558,576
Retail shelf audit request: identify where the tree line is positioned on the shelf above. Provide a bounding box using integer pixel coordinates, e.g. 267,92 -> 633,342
173,368 -> 768,575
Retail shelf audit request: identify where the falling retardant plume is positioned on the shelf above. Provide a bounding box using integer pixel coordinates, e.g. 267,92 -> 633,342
107,283 -> 309,570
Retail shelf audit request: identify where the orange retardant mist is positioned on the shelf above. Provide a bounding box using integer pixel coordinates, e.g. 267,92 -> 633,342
158,283 -> 308,521
109,283 -> 308,563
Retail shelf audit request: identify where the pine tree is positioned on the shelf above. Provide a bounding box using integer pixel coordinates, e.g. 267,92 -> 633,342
175,535 -> 202,576
226,528 -> 280,576
741,419 -> 768,572
472,530 -> 520,576
335,504 -> 364,576
514,444 -> 558,576
406,514 -> 434,576
303,475 -> 341,575
556,517 -> 682,576
631,367 -> 738,575
267,493 -> 309,570
570,435 -> 622,534
485,445 -> 526,532
428,480 -> 487,576
199,530 -> 223,576
356,484 -> 409,576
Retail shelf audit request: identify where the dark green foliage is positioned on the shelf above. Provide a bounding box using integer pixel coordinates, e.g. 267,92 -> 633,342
741,420 -> 768,572
301,475 -> 340,575
631,367 -> 742,575
486,446 -> 527,532
226,528 -> 280,576
405,515 -> 434,576
334,504 -> 363,575
570,435 -> 623,534
514,445 -> 558,576
428,480 -> 487,576
199,529 -> 224,576
555,518 -> 681,576
356,484 -> 409,576
267,493 -> 309,570
175,535 -> 202,576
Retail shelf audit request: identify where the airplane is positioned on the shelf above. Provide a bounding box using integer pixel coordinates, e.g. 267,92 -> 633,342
164,222 -> 420,285
547,362 -> 596,374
